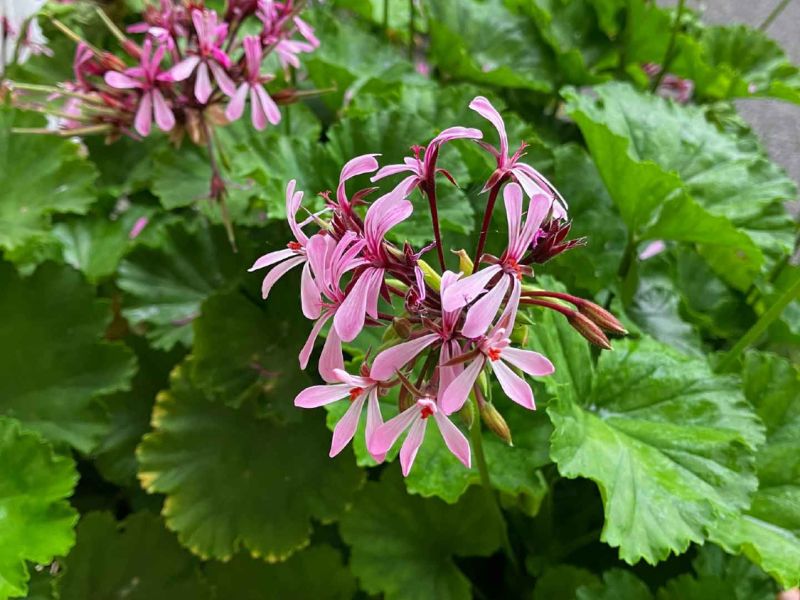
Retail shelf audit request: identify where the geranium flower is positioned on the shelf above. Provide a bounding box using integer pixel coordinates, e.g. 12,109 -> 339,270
225,35 -> 280,130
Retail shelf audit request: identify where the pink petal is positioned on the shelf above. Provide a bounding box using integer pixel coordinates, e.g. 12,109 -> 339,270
440,264 -> 502,313
400,417 -> 427,476
225,84 -> 248,122
469,96 -> 508,159
301,262 -> 322,320
430,126 -> 483,146
461,275 -> 509,339
639,240 -> 666,260
134,91 -> 153,137
370,333 -> 439,381
104,71 -> 141,89
513,162 -> 569,217
243,35 -> 262,75
371,163 -> 413,181
152,89 -> 175,131
364,191 -> 413,246
516,192 -> 551,257
333,369 -> 373,388
440,356 -> 485,415
337,154 -> 380,205
369,405 -> 421,457
194,61 -> 213,103
500,347 -> 555,377
261,255 -> 304,299
437,340 -> 463,404
128,216 -> 149,239
299,311 -> 331,370
434,412 -> 471,468
319,325 -> 344,383
330,393 -> 366,457
366,389 -> 386,462
334,267 -> 382,342
208,60 -> 236,96
255,84 -> 281,125
491,359 -> 535,410
491,278 -> 521,336
248,248 -> 295,271
167,55 -> 199,82
250,86 -> 267,130
295,382 -> 351,408
504,182 -> 523,253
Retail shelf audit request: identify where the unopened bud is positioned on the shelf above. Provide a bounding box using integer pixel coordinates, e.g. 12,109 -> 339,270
452,249 -> 474,275
381,324 -> 400,343
477,370 -> 489,397
459,397 -> 474,429
511,323 -> 528,346
120,40 -> 141,60
481,402 -> 512,445
567,311 -> 612,350
392,317 -> 412,340
577,301 -> 628,336
100,52 -> 127,72
417,259 -> 441,291
398,385 -> 414,412
271,88 -> 298,105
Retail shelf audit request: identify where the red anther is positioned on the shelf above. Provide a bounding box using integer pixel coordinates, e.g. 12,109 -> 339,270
487,348 -> 502,361
287,241 -> 302,251
420,405 -> 434,419
348,387 -> 364,402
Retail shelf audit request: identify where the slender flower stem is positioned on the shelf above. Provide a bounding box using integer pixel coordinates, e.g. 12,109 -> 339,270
423,180 -> 446,271
760,0 -> 793,30
408,0 -> 415,61
201,116 -> 236,250
473,181 -> 504,265
650,0 -> 686,92
383,0 -> 389,30
469,394 -> 518,572
717,268 -> 800,372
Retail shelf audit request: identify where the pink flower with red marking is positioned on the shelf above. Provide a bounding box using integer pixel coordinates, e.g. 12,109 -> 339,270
225,35 -> 280,130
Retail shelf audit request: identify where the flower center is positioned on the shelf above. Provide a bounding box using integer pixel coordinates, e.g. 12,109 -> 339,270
348,387 -> 363,402
506,258 -> 523,281
287,241 -> 302,251
487,347 -> 502,361
420,405 -> 434,419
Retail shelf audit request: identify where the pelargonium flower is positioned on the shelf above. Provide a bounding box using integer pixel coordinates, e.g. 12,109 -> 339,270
226,35 -> 280,130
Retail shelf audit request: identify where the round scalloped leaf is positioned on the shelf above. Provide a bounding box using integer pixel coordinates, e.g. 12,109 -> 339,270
57,512 -> 211,600
0,109 -> 98,262
0,418 -> 78,599
548,337 -> 764,565
339,468 -> 502,600
0,261 -> 136,452
137,362 -> 363,561
204,545 -> 356,600
117,220 -> 244,350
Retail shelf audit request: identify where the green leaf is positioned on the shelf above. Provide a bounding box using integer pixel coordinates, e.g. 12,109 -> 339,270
0,109 -> 97,262
137,362 -> 363,561
691,544 -> 777,600
0,418 -> 78,600
0,261 -> 135,452
710,352 -> 800,588
534,565 -> 600,599
117,220 -> 244,350
57,512 -> 211,600
204,545 -> 357,600
339,468 -> 502,600
576,569 -> 653,600
549,337 -> 764,564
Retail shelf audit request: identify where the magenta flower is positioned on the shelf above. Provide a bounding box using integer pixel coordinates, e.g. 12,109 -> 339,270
167,9 -> 235,103
369,396 -> 470,476
257,0 -> 319,69
470,96 -> 568,219
295,368 -> 386,460
440,284 -> 554,414
104,39 -> 176,136
225,35 -> 280,129
441,183 -> 551,327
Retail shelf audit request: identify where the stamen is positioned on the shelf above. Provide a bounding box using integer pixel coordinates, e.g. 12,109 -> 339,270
487,347 -> 502,361
348,387 -> 364,402
420,405 -> 434,419
287,241 -> 302,251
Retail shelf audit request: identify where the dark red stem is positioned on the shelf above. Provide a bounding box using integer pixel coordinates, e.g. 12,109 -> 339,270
422,179 -> 446,271
520,297 -> 574,317
473,180 -> 505,265
522,290 -> 580,305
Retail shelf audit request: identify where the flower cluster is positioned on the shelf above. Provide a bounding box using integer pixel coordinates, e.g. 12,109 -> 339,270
252,97 -> 625,476
9,0 -> 317,139
642,62 -> 694,104
0,0 -> 51,75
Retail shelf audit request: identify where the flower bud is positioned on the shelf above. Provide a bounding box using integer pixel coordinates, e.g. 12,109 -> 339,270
271,88 -> 299,105
567,311 -> 612,350
477,370 -> 489,397
480,402 -> 512,445
459,397 -> 474,429
451,249 -> 474,275
416,259 -> 441,291
511,323 -> 528,347
577,301 -> 628,336
392,317 -> 412,340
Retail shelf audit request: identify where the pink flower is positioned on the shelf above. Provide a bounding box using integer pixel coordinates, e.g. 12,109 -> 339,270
295,368 -> 385,460
167,9 -> 235,103
225,35 -> 280,130
470,96 -> 568,219
441,183 -> 550,324
638,240 -> 666,260
104,39 -> 176,136
440,284 -> 554,415
369,396 -> 470,476
128,216 -> 149,239
257,1 -> 319,69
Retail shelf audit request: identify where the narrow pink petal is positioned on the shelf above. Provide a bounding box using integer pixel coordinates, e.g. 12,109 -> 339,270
250,86 -> 267,130
365,389 -> 386,462
167,55 -> 199,82
337,154 -> 380,205
225,84 -> 248,122
365,267 -> 383,319
434,412 -> 471,468
295,382 -> 350,408
516,192 -> 551,257
469,96 -> 508,159
301,262 -> 321,320
440,357 -> 485,415
491,359 -> 535,410
491,278 -> 521,336
334,267 -> 381,342
364,191 -> 413,245
440,265 -> 502,312
400,417 -> 427,476
208,60 -> 236,96
369,405 -> 421,457
261,255 -> 304,299
243,35 -> 262,74
639,240 -> 666,260
299,311 -> 331,369
461,275 -> 509,339
370,333 -> 439,381
330,394 -> 366,457
319,325 -> 344,383
500,347 -> 555,377
255,84 -> 281,125
370,163 -> 413,181
134,91 -> 153,136
294,16 -> 320,47
333,370 -> 373,388
128,216 -> 149,239
437,340 -> 463,404
194,61 -> 213,103
248,248 -> 295,271
430,126 -> 483,146
504,182 -> 523,253
152,89 -> 175,131
104,71 -> 141,89
513,162 -> 569,217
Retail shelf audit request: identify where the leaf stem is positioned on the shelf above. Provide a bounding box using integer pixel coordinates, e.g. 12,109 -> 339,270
469,394 -> 518,572
473,181 -> 504,265
759,0 -> 793,30
717,267 -> 800,372
650,0 -> 686,92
